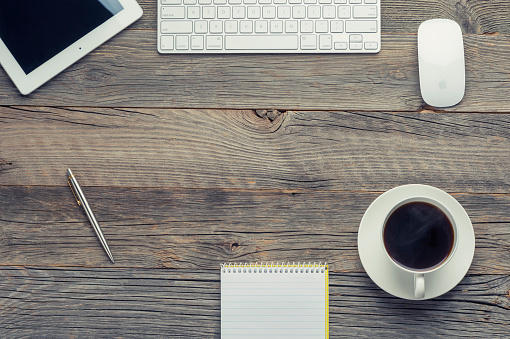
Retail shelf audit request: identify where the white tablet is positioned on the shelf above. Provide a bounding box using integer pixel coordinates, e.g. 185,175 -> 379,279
0,0 -> 143,95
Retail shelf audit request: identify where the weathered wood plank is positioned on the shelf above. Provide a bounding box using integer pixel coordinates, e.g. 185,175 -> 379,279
380,0 -> 510,34
0,267 -> 508,337
0,33 -> 509,111
1,107 -> 509,192
0,186 -> 509,274
134,0 -> 510,34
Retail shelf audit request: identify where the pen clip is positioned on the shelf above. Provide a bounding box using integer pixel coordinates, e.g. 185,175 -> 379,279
68,176 -> 82,206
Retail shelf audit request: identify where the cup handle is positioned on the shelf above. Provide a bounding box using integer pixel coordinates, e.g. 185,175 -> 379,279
414,273 -> 425,299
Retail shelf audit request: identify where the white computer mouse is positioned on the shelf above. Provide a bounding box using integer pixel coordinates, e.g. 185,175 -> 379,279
418,19 -> 465,108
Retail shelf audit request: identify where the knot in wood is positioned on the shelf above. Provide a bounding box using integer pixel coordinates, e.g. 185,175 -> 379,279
230,242 -> 240,251
255,109 -> 284,122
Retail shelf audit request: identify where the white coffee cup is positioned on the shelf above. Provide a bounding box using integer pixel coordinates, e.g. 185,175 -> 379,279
381,196 -> 458,299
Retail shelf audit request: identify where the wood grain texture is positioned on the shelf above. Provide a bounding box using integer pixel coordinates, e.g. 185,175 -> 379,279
0,186 -> 509,274
134,0 -> 510,34
0,267 -> 509,337
379,0 -> 510,34
1,107 -> 509,192
0,33 -> 509,110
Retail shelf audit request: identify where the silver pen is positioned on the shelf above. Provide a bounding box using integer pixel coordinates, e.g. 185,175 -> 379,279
67,169 -> 115,263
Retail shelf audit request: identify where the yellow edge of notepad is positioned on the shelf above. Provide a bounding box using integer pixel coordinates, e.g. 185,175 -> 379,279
325,265 -> 329,338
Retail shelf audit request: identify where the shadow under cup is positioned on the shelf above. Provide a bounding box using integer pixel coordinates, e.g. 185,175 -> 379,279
382,198 -> 457,273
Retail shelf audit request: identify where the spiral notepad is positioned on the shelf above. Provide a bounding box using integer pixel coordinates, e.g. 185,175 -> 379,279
221,262 -> 329,338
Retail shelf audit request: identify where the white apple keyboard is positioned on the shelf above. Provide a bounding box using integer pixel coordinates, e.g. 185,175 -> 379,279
157,0 -> 380,53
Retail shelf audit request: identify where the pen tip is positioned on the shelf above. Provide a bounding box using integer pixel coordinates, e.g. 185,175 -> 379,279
67,169 -> 73,176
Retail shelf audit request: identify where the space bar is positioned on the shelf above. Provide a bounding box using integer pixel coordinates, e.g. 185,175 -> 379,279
225,35 -> 298,50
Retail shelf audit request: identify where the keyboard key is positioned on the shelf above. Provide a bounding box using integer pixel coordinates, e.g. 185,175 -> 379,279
203,6 -> 216,18
308,6 -> 321,19
270,20 -> 284,33
292,6 -> 306,19
315,20 -> 328,33
334,41 -> 348,49
161,20 -> 193,34
262,6 -> 276,18
225,20 -> 238,33
207,35 -> 223,49
161,6 -> 185,19
255,20 -> 269,33
353,5 -> 377,18
338,6 -> 351,18
225,35 -> 298,49
345,20 -> 377,32
323,5 -> 336,19
233,6 -> 246,18
350,42 -> 362,49
176,35 -> 189,49
218,6 -> 231,18
277,6 -> 291,19
364,41 -> 378,49
160,35 -> 174,50
319,34 -> 332,49
187,6 -> 200,19
210,20 -> 223,33
331,20 -> 344,32
162,0 -> 182,4
349,34 -> 362,43
300,34 -> 316,49
240,20 -> 253,33
285,20 -> 298,32
247,6 -> 261,18
300,20 -> 313,33
350,0 -> 362,3
195,20 -> 208,33
191,35 -> 204,49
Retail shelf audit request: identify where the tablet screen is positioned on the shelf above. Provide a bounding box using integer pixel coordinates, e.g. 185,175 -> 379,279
0,0 -> 124,75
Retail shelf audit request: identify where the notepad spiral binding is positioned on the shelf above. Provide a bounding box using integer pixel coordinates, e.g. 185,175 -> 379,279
221,262 -> 327,274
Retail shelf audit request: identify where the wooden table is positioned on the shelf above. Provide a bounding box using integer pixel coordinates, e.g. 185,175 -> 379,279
1,0 -> 509,337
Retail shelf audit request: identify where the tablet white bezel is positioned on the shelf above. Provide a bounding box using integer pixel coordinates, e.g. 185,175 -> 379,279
0,0 -> 143,95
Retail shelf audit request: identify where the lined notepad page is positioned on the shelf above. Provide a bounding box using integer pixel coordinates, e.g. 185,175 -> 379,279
221,263 -> 329,339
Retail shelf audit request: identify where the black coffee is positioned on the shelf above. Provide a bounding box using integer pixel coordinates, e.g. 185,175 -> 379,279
383,202 -> 454,270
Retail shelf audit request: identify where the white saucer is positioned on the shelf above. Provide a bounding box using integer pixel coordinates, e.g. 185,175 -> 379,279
358,184 -> 475,300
